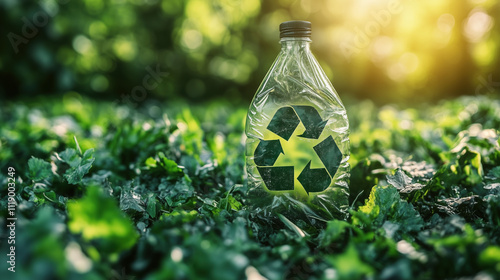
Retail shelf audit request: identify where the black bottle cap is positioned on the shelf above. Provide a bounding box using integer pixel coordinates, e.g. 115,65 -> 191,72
279,20 -> 311,38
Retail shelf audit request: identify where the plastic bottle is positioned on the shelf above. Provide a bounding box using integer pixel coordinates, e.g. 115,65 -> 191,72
245,20 -> 350,225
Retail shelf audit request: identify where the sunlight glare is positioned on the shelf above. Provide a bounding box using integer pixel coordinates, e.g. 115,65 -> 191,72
464,9 -> 493,42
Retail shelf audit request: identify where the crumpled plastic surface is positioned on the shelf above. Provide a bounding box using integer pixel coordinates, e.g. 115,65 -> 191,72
245,38 -> 350,226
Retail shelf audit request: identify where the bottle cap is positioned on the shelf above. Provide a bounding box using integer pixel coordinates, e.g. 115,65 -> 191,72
279,20 -> 311,38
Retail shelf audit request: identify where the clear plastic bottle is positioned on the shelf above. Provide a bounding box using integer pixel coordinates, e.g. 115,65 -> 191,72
245,21 -> 350,225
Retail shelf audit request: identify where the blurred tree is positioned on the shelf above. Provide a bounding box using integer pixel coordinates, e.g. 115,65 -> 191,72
1,0 -> 499,104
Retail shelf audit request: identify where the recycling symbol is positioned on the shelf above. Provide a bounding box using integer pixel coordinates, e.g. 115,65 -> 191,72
254,106 -> 342,195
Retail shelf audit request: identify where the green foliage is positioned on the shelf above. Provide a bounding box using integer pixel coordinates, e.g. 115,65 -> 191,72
67,185 -> 139,259
325,244 -> 375,280
28,157 -> 52,181
59,147 -> 95,184
1,95 -> 500,279
352,185 -> 424,235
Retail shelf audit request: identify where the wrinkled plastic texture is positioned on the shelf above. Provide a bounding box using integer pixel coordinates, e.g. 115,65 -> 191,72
245,38 -> 350,225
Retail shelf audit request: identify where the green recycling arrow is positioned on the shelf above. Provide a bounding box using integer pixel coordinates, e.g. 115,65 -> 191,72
313,135 -> 342,178
297,161 -> 331,194
292,106 -> 328,139
254,139 -> 284,166
266,107 -> 300,141
257,166 -> 294,191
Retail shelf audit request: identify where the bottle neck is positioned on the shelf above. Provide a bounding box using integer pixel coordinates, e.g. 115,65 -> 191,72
280,37 -> 311,52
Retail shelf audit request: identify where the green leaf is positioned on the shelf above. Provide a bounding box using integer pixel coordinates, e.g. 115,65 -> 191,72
387,168 -> 412,190
484,194 -> 500,225
319,219 -> 351,247
487,166 -> 500,179
145,157 -> 157,168
146,194 -> 158,218
479,246 -> 500,267
326,244 -> 374,279
43,190 -> 57,202
159,177 -> 194,207
67,185 -> 139,257
61,148 -> 95,184
160,209 -> 198,226
458,149 -> 483,186
220,194 -> 242,211
82,148 -> 94,161
28,157 -> 52,181
353,185 -> 424,234
161,155 -> 183,174
59,148 -> 81,168
120,190 -> 145,212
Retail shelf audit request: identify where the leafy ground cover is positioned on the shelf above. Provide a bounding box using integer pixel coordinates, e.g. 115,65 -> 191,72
1,94 -> 500,280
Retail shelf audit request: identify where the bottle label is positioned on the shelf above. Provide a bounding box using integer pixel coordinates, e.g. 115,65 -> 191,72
253,105 -> 343,196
